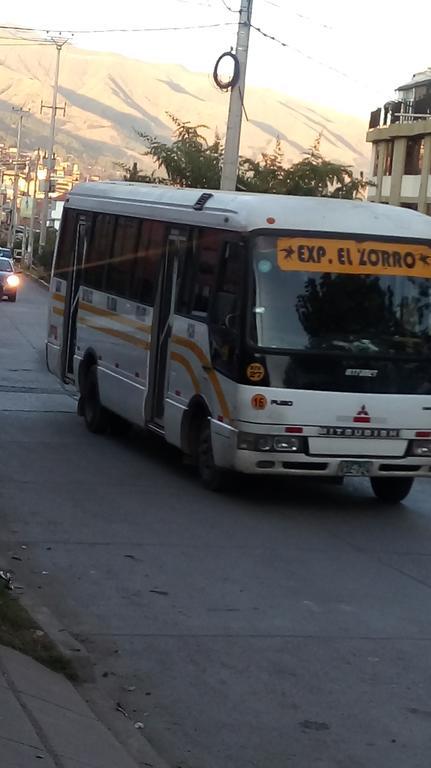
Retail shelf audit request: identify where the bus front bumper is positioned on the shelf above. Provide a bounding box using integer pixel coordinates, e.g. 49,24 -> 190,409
210,421 -> 431,478
232,451 -> 431,478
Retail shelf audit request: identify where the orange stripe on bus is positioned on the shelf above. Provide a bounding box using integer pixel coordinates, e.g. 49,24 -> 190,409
171,335 -> 230,421
52,306 -> 64,317
79,301 -> 151,334
78,316 -> 151,350
52,292 -> 65,303
171,351 -> 201,395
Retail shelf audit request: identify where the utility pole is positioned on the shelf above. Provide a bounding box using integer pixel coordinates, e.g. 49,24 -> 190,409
220,0 -> 253,191
8,107 -> 29,249
39,38 -> 67,258
28,148 -> 40,270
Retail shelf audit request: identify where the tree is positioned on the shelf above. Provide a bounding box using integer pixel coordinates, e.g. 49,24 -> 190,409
136,114 -> 223,189
238,138 -> 287,193
282,135 -> 369,199
122,115 -> 369,199
116,161 -> 162,184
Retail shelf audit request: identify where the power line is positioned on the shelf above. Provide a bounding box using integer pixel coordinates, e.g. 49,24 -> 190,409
0,42 -> 54,47
219,0 -> 238,11
261,0 -> 334,30
0,22 -> 237,35
250,23 -> 369,89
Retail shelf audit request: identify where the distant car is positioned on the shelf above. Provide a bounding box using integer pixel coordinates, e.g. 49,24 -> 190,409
0,247 -> 13,259
0,257 -> 20,302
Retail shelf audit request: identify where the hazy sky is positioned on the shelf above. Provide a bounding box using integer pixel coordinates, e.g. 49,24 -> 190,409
3,0 -> 431,118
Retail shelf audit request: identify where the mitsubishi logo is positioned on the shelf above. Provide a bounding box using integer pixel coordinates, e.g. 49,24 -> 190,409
353,405 -> 370,424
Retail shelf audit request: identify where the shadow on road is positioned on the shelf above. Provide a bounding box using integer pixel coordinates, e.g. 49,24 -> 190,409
104,423 -> 413,523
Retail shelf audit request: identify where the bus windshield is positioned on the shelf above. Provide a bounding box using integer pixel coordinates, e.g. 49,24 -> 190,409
250,235 -> 431,357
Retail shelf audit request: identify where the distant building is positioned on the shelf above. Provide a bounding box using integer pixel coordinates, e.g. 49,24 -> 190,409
0,142 -> 82,240
367,69 -> 431,214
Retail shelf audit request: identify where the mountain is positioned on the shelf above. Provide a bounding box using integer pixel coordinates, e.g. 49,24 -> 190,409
0,39 -> 370,177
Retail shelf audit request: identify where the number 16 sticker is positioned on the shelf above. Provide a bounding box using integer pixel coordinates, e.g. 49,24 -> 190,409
251,394 -> 267,410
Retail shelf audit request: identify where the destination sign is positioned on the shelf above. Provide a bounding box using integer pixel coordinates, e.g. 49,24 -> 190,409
277,237 -> 431,278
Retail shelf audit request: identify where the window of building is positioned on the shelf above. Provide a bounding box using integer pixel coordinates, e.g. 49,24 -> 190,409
383,141 -> 394,175
85,213 -> 115,290
131,219 -> 165,305
404,137 -> 425,174
105,216 -> 139,298
54,208 -> 78,277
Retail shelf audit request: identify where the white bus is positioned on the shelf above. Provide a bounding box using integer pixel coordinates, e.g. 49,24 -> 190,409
47,182 -> 431,502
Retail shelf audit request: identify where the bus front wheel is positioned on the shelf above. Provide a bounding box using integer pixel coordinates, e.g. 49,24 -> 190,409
370,477 -> 414,504
197,420 -> 231,492
83,366 -> 108,435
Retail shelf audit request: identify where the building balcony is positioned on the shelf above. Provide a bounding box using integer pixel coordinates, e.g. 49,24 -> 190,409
369,97 -> 431,131
367,173 -> 431,212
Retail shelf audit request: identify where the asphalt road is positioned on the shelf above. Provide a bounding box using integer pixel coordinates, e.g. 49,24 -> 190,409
1,277 -> 431,768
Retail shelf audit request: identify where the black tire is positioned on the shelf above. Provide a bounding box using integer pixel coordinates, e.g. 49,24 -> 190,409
370,477 -> 414,504
197,419 -> 230,491
8,293 -> 16,302
82,366 -> 108,434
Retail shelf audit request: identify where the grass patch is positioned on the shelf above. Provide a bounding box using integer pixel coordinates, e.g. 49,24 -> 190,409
0,588 -> 79,681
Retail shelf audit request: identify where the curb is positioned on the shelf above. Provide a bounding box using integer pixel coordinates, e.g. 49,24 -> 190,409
81,682 -> 172,768
18,591 -> 95,683
26,270 -> 50,289
18,591 -> 170,768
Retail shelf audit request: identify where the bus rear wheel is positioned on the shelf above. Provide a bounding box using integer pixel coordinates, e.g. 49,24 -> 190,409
370,477 -> 414,504
197,420 -> 230,492
83,366 -> 108,434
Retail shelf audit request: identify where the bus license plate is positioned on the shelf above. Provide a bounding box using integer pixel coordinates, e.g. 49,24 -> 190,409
339,460 -> 372,477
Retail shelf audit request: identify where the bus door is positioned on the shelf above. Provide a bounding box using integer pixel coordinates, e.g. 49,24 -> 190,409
61,214 -> 90,381
148,229 -> 187,426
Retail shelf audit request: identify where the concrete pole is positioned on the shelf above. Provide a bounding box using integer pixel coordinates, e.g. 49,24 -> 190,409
220,0 -> 253,191
8,109 -> 26,249
28,148 -> 40,269
39,40 -> 65,257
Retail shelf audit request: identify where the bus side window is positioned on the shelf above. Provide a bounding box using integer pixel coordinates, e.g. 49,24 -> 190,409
213,243 -> 242,329
191,229 -> 223,317
105,216 -> 140,299
131,220 -> 166,306
84,213 -> 115,291
210,242 -> 244,377
54,209 -> 78,279
176,228 -> 222,318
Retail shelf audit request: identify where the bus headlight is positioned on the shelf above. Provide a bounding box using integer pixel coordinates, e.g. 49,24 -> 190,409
409,440 -> 431,456
237,432 -> 257,451
237,433 -> 305,453
273,436 -> 301,452
256,436 -> 273,451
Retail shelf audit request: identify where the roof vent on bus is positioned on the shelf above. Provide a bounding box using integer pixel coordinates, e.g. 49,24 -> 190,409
193,192 -> 214,211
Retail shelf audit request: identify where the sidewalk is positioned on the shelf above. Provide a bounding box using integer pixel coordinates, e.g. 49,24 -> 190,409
0,645 -> 141,768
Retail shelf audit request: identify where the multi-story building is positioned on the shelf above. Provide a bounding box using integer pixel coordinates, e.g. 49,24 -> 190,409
367,68 -> 431,214
0,142 -> 82,240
